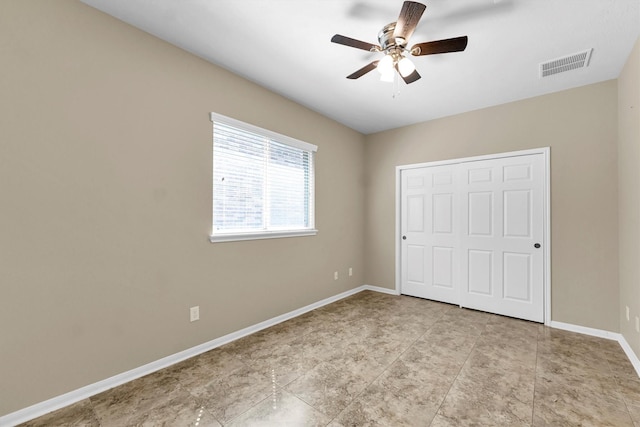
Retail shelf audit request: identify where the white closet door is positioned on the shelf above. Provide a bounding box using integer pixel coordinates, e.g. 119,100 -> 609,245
399,151 -> 546,323
401,165 -> 460,305
459,154 -> 544,322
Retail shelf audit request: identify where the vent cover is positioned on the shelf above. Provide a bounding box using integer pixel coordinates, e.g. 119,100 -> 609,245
540,49 -> 593,78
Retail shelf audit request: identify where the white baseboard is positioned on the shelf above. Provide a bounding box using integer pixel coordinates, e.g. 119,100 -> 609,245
615,334 -> 640,377
362,284 -> 399,295
549,320 -> 621,340
549,320 -> 640,377
0,285 -> 376,427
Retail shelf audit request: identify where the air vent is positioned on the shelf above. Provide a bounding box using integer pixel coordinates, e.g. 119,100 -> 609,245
540,49 -> 593,78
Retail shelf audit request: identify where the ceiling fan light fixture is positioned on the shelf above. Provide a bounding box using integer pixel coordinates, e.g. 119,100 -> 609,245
377,54 -> 394,75
331,1 -> 468,85
398,56 -> 415,77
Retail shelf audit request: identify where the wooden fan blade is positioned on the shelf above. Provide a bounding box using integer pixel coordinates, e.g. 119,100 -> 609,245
411,36 -> 468,56
331,34 -> 380,52
347,61 -> 380,79
395,64 -> 421,84
394,1 -> 426,42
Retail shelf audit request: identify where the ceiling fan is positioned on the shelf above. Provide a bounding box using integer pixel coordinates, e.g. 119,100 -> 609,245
331,1 -> 468,84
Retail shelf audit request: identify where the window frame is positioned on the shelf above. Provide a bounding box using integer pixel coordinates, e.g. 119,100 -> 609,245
209,112 -> 318,243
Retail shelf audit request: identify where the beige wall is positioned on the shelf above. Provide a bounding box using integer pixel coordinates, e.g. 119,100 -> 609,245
618,37 -> 640,356
364,81 -> 619,332
0,1 -> 365,416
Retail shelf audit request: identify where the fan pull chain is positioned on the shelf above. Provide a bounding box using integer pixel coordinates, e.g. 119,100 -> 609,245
392,71 -> 401,99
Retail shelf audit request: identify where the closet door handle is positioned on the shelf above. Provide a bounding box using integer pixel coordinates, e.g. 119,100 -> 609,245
402,235 -> 407,240
534,243 -> 541,248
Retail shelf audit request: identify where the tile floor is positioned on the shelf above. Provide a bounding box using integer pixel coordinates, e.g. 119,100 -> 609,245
18,291 -> 640,426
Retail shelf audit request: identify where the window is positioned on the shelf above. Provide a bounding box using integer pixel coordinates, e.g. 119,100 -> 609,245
209,113 -> 318,242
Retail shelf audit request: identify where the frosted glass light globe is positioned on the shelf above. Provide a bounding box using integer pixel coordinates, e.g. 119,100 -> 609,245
376,54 -> 394,75
398,57 -> 415,77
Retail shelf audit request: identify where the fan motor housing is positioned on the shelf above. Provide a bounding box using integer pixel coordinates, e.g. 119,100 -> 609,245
378,22 -> 407,51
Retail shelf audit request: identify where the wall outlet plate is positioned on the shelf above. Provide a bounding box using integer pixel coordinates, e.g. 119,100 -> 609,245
190,306 -> 200,322
334,271 -> 338,280
627,306 -> 630,321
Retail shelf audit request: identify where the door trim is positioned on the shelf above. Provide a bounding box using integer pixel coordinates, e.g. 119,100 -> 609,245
395,147 -> 551,325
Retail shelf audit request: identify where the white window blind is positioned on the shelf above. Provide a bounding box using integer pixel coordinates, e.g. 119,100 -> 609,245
210,113 -> 318,242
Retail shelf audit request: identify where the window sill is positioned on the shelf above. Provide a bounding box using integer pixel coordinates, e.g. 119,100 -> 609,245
209,229 -> 318,243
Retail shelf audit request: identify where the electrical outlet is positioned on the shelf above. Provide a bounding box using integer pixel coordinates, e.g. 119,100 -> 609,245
349,267 -> 353,277
635,316 -> 639,333
334,271 -> 338,280
190,306 -> 200,322
627,306 -> 630,321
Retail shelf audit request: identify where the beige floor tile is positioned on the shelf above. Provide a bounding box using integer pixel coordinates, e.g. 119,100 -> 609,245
123,395 -> 220,427
617,376 -> 640,407
187,364 -> 275,423
248,343 -> 323,387
467,341 -> 537,373
162,347 -> 247,390
90,370 -> 186,425
533,369 -> 633,427
18,399 -> 99,427
627,402 -> 640,423
374,359 -> 454,407
226,388 -> 329,426
399,342 -> 469,380
429,310 -> 490,337
285,361 -> 372,417
331,379 -> 442,426
434,377 -> 533,427
608,353 -> 639,378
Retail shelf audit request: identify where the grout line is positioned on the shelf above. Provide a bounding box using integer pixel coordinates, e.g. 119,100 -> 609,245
428,314 -> 489,426
531,324 -> 541,426
601,337 -> 636,423
326,304 -> 453,426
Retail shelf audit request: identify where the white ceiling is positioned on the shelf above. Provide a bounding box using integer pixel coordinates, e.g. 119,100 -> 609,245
81,0 -> 639,134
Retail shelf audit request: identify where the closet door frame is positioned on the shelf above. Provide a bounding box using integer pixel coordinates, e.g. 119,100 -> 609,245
395,147 -> 551,326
